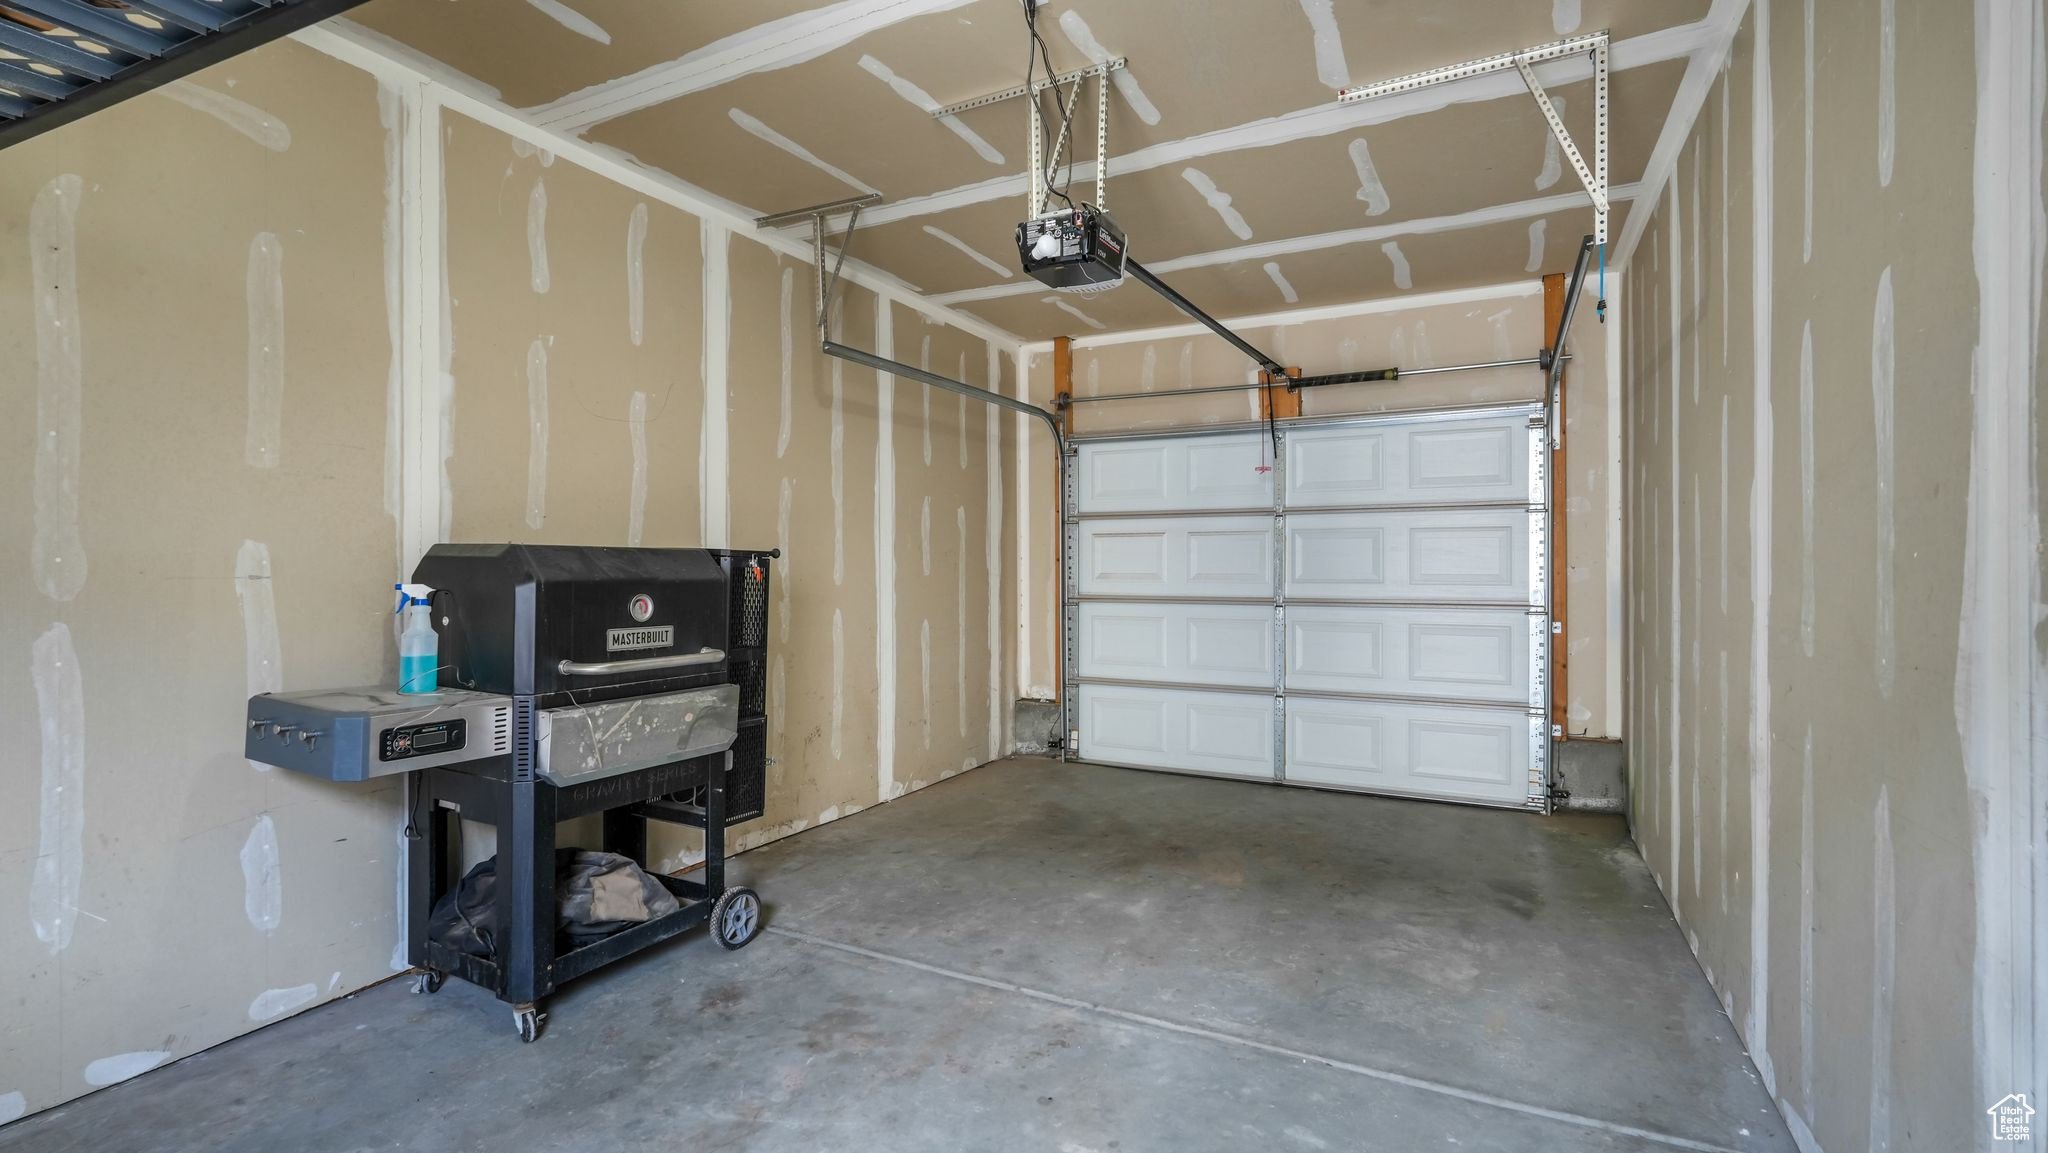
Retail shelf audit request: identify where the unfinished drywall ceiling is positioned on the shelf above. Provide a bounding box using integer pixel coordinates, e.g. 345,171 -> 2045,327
346,0 -> 1712,339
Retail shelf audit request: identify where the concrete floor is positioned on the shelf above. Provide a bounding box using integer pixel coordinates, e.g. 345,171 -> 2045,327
2,758 -> 1792,1153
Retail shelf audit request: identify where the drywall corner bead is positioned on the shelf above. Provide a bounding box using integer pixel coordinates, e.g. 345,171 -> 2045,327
32,174 -> 88,604
1747,0 -> 1776,1065
873,303 -> 898,803
31,622 -> 85,956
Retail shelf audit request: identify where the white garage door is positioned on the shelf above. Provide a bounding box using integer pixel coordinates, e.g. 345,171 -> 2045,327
1066,406 -> 1550,809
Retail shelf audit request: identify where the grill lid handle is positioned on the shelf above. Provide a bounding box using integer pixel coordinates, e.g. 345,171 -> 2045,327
556,648 -> 726,677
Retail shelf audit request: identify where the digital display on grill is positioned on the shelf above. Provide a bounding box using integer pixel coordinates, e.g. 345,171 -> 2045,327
380,719 -> 465,761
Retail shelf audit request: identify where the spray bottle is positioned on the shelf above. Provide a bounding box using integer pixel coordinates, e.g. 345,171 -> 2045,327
395,583 -> 439,694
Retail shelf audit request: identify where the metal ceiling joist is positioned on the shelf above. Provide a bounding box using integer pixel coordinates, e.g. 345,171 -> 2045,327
0,20 -> 121,80
4,0 -> 168,58
0,0 -> 372,151
1339,31 -> 1611,245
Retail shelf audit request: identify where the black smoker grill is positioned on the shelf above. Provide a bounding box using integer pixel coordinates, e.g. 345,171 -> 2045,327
247,543 -> 775,1043
408,544 -> 776,1040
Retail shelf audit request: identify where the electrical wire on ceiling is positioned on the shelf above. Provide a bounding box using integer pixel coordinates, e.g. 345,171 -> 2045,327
1020,0 -> 1078,211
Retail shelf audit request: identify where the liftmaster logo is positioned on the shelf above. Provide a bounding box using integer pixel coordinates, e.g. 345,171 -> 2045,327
1990,1094 -> 2036,1142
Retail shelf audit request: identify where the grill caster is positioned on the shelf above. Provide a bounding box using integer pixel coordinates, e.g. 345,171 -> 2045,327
513,1003 -> 546,1043
711,887 -> 762,950
411,969 -> 443,995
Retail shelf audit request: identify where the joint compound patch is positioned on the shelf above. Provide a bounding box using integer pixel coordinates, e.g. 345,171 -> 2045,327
627,390 -> 649,546
1057,10 -> 1158,124
83,1052 -> 168,1087
236,541 -> 283,773
249,983 -> 318,1021
163,81 -> 290,151
245,233 -> 286,469
242,814 -> 282,933
1181,168 -> 1253,240
31,623 -> 85,955
32,175 -> 87,603
526,338 -> 549,530
528,177 -> 550,294
1381,241 -> 1413,290
1297,0 -> 1350,89
527,0 -> 610,44
778,267 -> 795,458
626,203 -> 648,346
1346,138 -> 1389,215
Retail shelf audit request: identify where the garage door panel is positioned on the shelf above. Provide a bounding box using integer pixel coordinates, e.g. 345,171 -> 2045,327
1077,516 -> 1273,598
1286,698 -> 1532,805
1286,509 -> 1531,602
1072,406 -> 1544,811
1077,433 -> 1271,513
1079,602 -> 1272,688
1286,605 -> 1532,703
1287,414 -> 1531,507
1079,684 -> 1275,779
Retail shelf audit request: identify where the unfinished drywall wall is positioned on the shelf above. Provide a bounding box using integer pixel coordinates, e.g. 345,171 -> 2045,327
1016,284 -> 1618,740
722,242 -> 1015,853
1619,1 -> 2027,1145
0,30 -> 1023,1126
429,114 -> 1018,870
0,42 -> 401,1119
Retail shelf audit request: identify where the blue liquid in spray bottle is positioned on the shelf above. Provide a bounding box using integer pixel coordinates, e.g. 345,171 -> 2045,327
397,591 -> 438,694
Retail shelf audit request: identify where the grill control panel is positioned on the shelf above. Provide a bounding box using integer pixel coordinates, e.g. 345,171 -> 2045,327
381,719 -> 466,762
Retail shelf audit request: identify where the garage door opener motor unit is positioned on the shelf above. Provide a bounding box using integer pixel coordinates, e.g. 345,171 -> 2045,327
244,544 -> 776,1041
1019,204 -> 1127,293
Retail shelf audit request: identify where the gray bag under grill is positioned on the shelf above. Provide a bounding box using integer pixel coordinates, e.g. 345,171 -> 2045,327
428,849 -> 680,959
